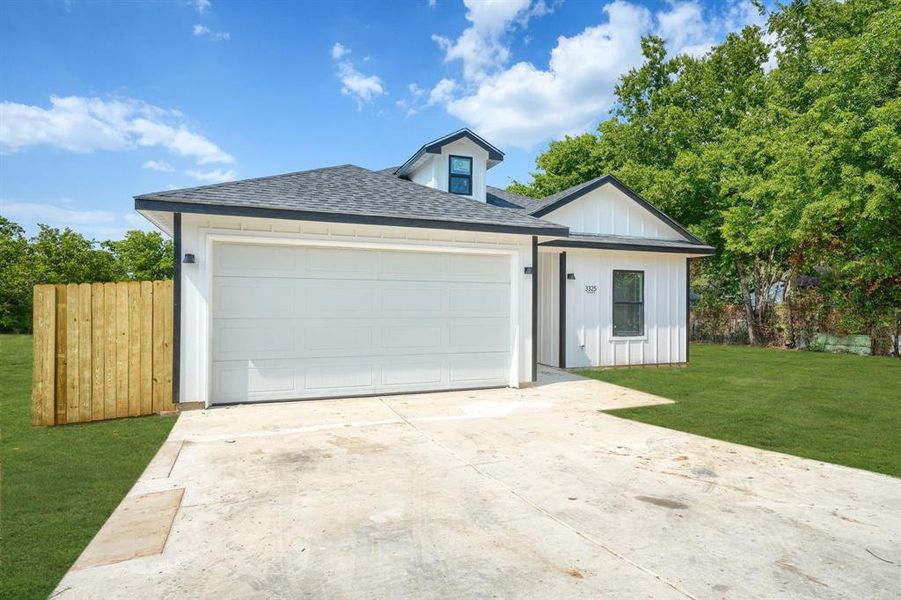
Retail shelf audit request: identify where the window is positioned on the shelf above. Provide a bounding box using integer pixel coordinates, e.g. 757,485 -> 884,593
448,155 -> 472,195
612,270 -> 644,336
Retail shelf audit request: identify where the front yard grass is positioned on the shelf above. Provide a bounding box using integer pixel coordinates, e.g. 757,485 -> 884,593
0,334 -> 177,600
582,344 -> 900,477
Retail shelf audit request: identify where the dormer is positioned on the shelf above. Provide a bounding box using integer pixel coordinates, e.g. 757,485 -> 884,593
394,129 -> 504,203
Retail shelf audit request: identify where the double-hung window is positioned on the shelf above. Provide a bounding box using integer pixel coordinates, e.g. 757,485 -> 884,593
612,270 -> 644,337
448,155 -> 472,196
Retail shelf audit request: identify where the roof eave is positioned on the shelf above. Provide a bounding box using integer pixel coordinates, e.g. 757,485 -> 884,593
134,197 -> 569,238
540,238 -> 716,256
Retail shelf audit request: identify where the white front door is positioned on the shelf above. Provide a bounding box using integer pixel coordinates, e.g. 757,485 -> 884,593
210,242 -> 513,403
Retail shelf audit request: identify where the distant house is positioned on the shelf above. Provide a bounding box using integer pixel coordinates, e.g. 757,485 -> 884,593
135,129 -> 713,406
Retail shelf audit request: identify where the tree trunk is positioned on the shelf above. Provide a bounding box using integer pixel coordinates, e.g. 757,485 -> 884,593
894,309 -> 900,357
735,257 -> 762,345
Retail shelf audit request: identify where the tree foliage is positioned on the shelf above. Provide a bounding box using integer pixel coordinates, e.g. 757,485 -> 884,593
510,0 -> 900,349
0,217 -> 174,332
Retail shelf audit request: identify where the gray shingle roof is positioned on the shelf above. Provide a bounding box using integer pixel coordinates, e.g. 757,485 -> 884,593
135,164 -> 568,236
540,233 -> 715,255
486,186 -> 543,211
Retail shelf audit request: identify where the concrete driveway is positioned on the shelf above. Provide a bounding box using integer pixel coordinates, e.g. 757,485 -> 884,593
56,368 -> 900,599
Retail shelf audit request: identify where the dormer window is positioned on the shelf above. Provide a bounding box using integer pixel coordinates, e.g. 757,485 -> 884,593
448,155 -> 472,195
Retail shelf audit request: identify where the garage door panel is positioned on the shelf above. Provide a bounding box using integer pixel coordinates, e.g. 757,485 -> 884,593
212,353 -> 511,403
304,247 -> 379,279
302,324 -> 374,352
379,250 -> 449,280
449,253 -> 510,282
381,360 -> 444,386
449,354 -> 510,383
211,242 -> 513,403
381,324 -> 445,349
216,244 -> 298,277
305,364 -> 374,390
215,363 -> 298,402
215,279 -> 296,317
379,284 -> 449,316
302,282 -> 378,316
449,284 -> 510,317
215,322 -> 295,358
448,320 -> 510,352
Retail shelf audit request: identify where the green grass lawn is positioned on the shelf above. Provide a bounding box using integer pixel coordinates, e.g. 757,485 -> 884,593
581,344 -> 901,477
0,334 -> 177,600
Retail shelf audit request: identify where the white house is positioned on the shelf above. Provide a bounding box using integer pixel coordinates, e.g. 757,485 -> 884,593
135,129 -> 713,406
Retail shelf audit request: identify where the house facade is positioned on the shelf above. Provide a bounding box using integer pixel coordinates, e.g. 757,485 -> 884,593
135,129 -> 713,406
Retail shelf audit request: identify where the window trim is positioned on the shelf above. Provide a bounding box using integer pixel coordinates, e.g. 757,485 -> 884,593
612,269 -> 645,338
448,155 -> 473,196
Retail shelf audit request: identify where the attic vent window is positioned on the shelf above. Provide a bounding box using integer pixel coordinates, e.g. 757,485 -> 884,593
448,155 -> 472,196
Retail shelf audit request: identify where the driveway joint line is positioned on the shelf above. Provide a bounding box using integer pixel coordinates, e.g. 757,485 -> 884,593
378,397 -> 698,600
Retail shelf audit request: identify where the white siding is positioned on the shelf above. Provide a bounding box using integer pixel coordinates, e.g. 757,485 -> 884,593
539,248 -> 688,368
178,214 -> 534,405
537,250 -> 559,366
410,156 -> 438,189
545,183 -> 686,240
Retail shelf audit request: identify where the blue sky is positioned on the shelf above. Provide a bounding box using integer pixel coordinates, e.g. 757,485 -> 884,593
0,0 -> 765,240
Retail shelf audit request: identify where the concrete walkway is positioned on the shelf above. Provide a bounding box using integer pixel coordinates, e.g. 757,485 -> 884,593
55,367 -> 901,599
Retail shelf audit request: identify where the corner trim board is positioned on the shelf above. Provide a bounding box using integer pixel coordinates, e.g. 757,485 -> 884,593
686,257 -> 691,362
531,236 -> 538,382
172,212 -> 182,404
558,251 -> 566,368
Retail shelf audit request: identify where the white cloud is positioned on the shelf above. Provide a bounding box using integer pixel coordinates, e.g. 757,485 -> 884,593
0,95 -> 234,165
330,43 -> 386,109
142,160 -> 175,172
434,0 -> 767,149
408,83 -> 425,97
656,1 -> 714,57
431,0 -> 552,83
185,168 -> 236,183
331,42 -> 349,60
1,199 -> 153,240
428,78 -> 458,106
192,0 -> 211,13
192,24 -> 230,41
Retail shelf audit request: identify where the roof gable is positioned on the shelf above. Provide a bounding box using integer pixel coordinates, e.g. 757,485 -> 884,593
530,175 -> 702,244
395,128 -> 503,178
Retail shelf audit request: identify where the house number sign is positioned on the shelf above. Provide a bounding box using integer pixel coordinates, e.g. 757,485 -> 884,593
584,284 -> 597,294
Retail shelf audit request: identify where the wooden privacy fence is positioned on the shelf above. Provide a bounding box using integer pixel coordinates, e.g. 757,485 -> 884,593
32,280 -> 175,426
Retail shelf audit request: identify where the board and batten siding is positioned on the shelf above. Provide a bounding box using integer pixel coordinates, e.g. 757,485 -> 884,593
546,183 -> 686,240
537,251 -> 559,367
539,248 -> 687,368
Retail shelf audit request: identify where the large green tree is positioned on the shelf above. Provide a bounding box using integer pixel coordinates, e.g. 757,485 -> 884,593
510,0 -> 900,348
103,230 -> 173,281
0,217 -> 33,332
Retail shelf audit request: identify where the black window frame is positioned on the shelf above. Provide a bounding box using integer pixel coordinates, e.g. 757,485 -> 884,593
448,155 -> 473,196
612,269 -> 645,337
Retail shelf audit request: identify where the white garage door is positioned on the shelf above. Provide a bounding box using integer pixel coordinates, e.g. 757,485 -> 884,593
211,242 -> 513,403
